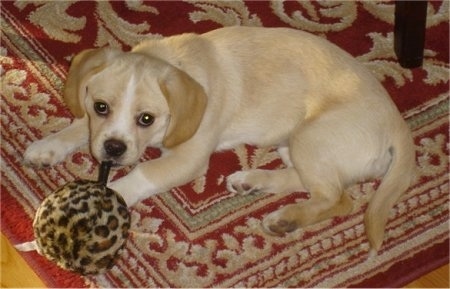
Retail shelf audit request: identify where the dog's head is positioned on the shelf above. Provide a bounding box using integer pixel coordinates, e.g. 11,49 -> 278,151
64,48 -> 207,166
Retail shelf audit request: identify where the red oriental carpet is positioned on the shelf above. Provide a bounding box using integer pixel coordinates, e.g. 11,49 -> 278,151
1,1 -> 449,287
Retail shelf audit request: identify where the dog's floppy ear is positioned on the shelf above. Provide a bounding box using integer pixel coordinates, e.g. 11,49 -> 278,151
159,67 -> 208,148
63,48 -> 122,118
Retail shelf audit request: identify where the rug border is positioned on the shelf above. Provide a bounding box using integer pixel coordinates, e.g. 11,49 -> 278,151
3,228 -> 447,288
351,238 -> 449,288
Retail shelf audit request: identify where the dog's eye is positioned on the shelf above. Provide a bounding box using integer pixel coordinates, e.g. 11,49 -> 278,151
137,113 -> 154,127
94,102 -> 109,116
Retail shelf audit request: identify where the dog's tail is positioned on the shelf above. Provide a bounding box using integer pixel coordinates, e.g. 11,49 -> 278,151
364,120 -> 416,255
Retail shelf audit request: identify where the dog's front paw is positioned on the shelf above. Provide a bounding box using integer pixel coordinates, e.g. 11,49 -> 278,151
108,168 -> 157,207
109,179 -> 141,207
24,139 -> 68,167
226,170 -> 266,195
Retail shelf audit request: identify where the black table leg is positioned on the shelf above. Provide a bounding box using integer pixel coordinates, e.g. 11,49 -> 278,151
394,0 -> 428,68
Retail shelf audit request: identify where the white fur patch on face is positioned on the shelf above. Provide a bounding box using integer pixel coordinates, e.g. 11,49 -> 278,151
109,74 -> 138,137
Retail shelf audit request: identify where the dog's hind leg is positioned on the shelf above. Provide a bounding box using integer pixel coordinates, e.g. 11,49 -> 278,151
262,186 -> 353,236
226,155 -> 353,235
227,168 -> 306,195
261,99 -> 396,236
262,140 -> 354,235
261,104 -> 366,236
226,144 -> 303,195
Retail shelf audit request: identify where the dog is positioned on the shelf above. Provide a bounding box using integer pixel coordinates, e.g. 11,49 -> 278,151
24,26 -> 416,254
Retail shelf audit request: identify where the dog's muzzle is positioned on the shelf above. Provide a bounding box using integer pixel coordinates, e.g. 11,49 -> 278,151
104,139 -> 127,158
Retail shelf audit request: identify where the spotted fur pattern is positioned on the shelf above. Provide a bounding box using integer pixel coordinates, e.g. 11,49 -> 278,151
33,180 -> 130,275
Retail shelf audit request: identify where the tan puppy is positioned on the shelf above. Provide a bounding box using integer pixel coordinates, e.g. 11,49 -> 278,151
24,26 -> 416,254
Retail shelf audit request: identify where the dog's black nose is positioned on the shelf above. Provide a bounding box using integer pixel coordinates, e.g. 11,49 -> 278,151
104,139 -> 127,157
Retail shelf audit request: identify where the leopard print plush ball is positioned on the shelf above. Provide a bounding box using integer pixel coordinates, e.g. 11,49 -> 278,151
33,179 -> 130,275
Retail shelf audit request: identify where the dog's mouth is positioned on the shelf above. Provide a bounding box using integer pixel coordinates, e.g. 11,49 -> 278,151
108,160 -> 122,168
98,154 -> 140,168
91,139 -> 140,168
99,156 -> 126,168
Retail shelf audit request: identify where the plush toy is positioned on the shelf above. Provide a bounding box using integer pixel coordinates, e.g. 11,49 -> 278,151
16,161 -> 130,275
